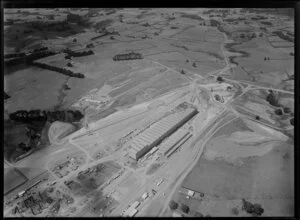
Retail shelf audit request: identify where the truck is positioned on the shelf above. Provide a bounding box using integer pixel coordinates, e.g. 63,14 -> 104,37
18,190 -> 26,197
130,201 -> 140,209
125,208 -> 138,217
142,192 -> 148,200
156,178 -> 164,186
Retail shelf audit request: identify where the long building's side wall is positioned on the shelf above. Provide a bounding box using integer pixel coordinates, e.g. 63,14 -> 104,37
165,133 -> 192,158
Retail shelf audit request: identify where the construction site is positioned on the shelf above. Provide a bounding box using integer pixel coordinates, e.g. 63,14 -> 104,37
4,8 -> 294,218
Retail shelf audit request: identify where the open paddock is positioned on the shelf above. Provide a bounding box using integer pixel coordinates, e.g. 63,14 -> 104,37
182,139 -> 293,202
204,30 -> 225,43
172,26 -> 207,41
269,41 -> 294,48
170,40 -> 223,59
4,168 -> 28,195
4,67 -> 68,112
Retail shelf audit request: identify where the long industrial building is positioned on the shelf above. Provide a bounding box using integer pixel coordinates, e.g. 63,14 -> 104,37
128,107 -> 197,160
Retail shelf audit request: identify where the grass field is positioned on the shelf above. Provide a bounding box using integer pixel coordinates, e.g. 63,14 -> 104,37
4,67 -> 68,112
4,168 -> 28,195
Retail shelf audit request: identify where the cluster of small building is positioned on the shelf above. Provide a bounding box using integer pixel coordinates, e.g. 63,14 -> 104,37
123,192 -> 150,217
12,186 -> 54,216
128,104 -> 198,161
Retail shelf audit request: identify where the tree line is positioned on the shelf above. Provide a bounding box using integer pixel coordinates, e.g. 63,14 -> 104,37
273,31 -> 293,42
5,50 -> 56,66
9,109 -> 84,124
64,49 -> 94,59
31,61 -> 85,78
28,20 -> 71,32
4,52 -> 26,59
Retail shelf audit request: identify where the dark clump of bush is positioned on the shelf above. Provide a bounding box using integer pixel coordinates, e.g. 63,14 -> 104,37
180,204 -> 190,214
274,108 -> 283,116
4,92 -> 11,100
216,76 -> 224,82
169,200 -> 178,210
194,212 -> 204,217
255,115 -> 260,120
231,207 -> 239,215
290,118 -> 294,126
241,199 -> 264,217
266,93 -> 280,107
283,107 -> 291,114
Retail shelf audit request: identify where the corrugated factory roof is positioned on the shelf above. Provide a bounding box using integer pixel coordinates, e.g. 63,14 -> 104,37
129,108 -> 196,155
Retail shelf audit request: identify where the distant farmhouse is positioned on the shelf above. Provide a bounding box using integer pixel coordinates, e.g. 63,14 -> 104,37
113,52 -> 143,61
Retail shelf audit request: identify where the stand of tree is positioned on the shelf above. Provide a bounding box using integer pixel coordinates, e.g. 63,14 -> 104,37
273,31 -> 294,43
180,203 -> 190,214
169,200 -> 178,210
113,52 -> 143,61
4,52 -> 26,59
28,20 -> 71,32
32,61 -> 85,78
64,49 -> 94,58
32,47 -> 49,53
9,109 -> 84,124
241,199 -> 264,217
266,92 -> 280,107
5,50 -> 56,67
210,19 -> 221,27
261,21 -> 272,26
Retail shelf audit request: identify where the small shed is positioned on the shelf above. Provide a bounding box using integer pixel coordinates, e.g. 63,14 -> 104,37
172,212 -> 182,217
187,190 -> 195,197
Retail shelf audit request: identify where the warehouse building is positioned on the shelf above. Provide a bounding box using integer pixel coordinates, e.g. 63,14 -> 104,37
128,107 -> 197,160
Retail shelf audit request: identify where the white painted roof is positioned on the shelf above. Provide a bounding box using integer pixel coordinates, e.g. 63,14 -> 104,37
187,190 -> 195,196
